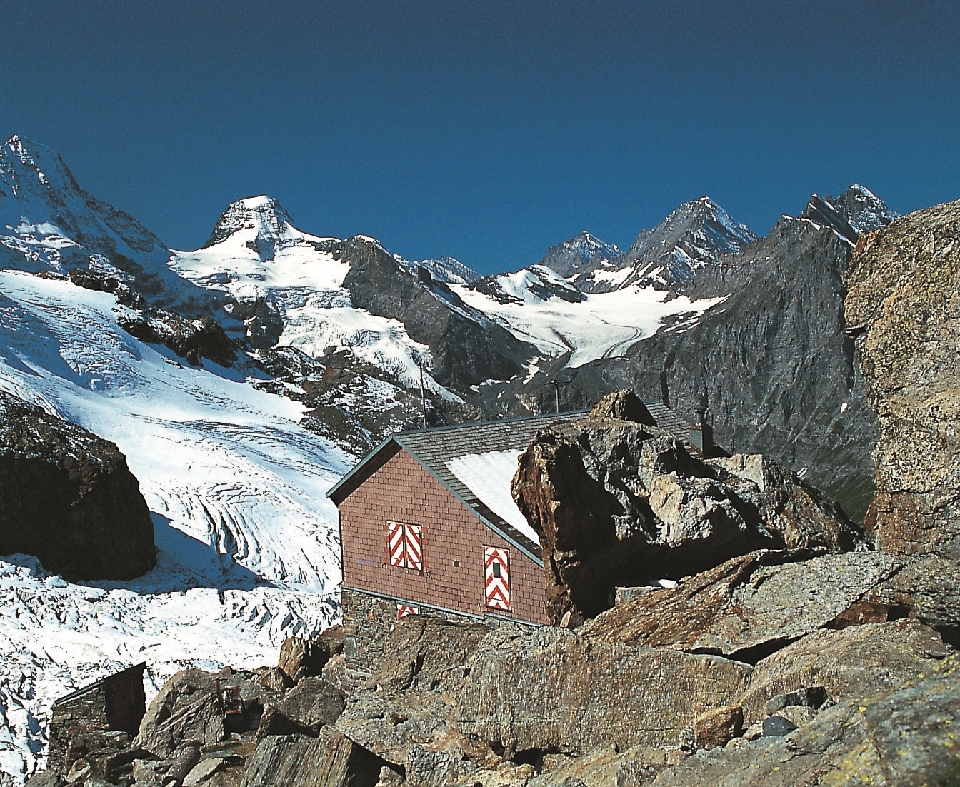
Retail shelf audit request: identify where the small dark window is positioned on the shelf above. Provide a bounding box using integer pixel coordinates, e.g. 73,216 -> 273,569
492,562 -> 501,578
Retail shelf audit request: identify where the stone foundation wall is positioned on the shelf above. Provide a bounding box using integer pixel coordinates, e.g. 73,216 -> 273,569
341,587 -> 539,692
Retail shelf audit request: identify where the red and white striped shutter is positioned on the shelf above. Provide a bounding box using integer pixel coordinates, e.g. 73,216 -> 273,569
404,525 -> 423,572
396,602 -> 419,620
484,547 -> 510,610
387,521 -> 405,567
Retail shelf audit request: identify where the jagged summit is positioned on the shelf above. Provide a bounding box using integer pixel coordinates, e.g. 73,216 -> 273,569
574,196 -> 758,293
2,135 -> 98,225
203,195 -> 301,254
799,185 -> 898,245
0,134 -> 186,306
537,230 -> 623,279
824,184 -> 898,235
628,196 -> 758,262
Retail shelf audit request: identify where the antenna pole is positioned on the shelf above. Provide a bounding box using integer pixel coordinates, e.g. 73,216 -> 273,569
550,380 -> 560,414
419,361 -> 427,428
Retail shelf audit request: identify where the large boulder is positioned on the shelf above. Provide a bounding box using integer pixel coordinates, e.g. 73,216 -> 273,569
241,730 -> 385,787
581,550 -> 902,661
136,669 -> 273,758
456,626 -> 752,756
277,625 -> 344,684
0,391 -> 155,580
335,617 -> 491,772
512,402 -> 865,624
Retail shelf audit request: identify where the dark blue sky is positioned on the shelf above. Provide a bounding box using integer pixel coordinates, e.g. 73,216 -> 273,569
5,0 -> 959,273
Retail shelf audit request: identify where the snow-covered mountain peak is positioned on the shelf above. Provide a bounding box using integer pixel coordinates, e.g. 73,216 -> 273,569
536,230 -> 622,278
203,195 -> 303,255
0,136 -> 191,310
1,135 -> 84,211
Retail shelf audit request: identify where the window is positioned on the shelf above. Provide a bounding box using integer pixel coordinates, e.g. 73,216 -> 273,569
387,522 -> 423,572
484,546 -> 510,610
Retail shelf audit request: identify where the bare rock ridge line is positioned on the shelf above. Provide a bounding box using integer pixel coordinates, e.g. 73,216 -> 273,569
0,390 -> 155,581
473,185 -> 897,523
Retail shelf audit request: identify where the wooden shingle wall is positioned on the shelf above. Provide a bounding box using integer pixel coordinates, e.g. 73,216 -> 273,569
338,448 -> 548,626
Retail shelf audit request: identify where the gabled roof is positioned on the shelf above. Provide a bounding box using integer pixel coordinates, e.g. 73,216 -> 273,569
328,412 -> 585,563
52,662 -> 146,707
328,403 -> 695,565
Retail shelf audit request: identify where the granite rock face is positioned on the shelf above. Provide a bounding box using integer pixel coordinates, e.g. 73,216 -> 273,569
647,655 -> 960,787
846,199 -> 960,638
0,390 -> 155,580
456,626 -> 752,756
511,401 -> 864,624
846,200 -> 960,560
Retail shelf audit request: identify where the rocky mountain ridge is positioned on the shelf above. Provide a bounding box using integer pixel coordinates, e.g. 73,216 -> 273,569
500,187 -> 897,521
574,196 -> 759,293
0,133 -> 900,515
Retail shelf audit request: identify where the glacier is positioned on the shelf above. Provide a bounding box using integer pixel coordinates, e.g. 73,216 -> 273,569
0,270 -> 349,783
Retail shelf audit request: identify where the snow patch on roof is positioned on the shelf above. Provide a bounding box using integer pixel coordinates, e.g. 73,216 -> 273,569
445,450 -> 539,545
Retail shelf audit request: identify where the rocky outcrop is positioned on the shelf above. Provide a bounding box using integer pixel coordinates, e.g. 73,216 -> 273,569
738,618 -> 951,725
0,391 -> 155,580
511,398 -> 864,624
846,199 -> 960,640
456,626 -> 752,756
117,311 -> 237,367
135,669 -> 273,758
846,200 -> 960,559
277,626 -> 344,684
581,551 -> 900,660
646,655 -> 960,787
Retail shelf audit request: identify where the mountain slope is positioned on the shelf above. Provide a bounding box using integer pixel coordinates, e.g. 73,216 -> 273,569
503,188 -> 898,520
0,135 -> 213,313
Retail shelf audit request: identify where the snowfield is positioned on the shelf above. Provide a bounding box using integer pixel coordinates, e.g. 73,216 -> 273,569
453,278 -> 723,368
0,271 -> 350,784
